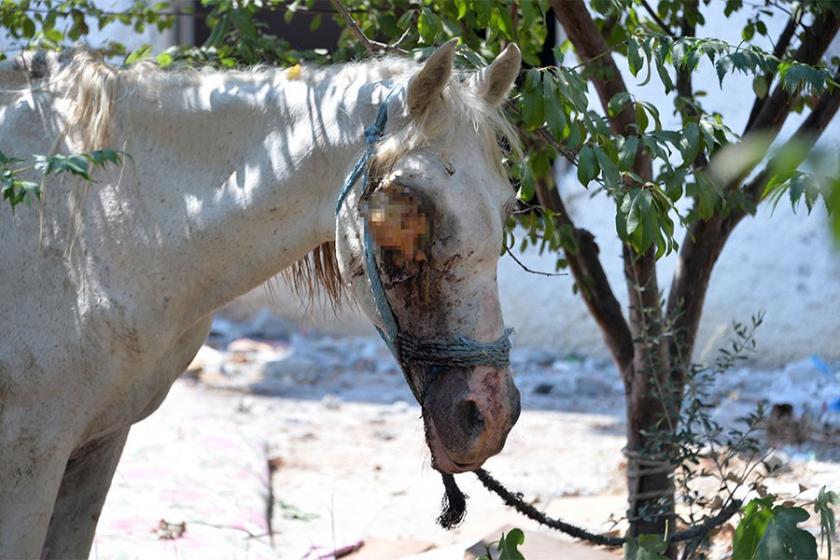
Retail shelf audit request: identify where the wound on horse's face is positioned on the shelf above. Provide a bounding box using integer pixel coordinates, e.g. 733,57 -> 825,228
367,183 -> 432,272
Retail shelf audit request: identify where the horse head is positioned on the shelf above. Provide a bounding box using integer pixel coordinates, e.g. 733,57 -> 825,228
336,41 -> 522,474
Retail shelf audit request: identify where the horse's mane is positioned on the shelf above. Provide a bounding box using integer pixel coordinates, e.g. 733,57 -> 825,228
4,47 -> 519,309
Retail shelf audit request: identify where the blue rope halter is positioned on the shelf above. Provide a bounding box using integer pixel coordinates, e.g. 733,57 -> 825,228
335,85 -> 513,402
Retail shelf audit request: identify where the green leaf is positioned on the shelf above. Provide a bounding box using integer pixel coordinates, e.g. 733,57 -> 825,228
608,91 -> 632,118
544,77 -> 567,138
618,136 -> 639,171
627,37 -> 643,77
86,149 -> 124,168
755,506 -> 817,560
125,44 -> 152,65
454,0 -> 468,20
22,17 -> 35,39
742,21 -> 755,41
625,534 -> 669,560
309,14 -> 321,31
577,145 -> 599,186
498,528 -> 526,560
716,56 -> 732,87
156,52 -> 173,68
815,487 -> 839,560
657,60 -> 673,93
681,122 -> 701,165
594,146 -> 620,189
520,70 -> 544,130
626,189 -> 655,250
635,103 -> 649,133
734,498 -> 775,560
43,27 -> 64,44
753,75 -> 768,98
638,102 -> 662,131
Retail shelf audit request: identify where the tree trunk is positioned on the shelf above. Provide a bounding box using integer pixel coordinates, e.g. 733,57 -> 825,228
623,245 -> 678,543
549,0 -> 679,547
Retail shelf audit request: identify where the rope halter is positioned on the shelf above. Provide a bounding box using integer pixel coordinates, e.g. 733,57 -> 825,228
334,84 -> 513,403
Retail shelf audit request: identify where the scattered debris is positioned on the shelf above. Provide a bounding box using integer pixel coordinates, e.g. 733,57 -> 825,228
152,519 -> 187,540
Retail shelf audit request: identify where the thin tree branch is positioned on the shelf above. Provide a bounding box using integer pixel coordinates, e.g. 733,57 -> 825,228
641,0 -> 676,38
504,247 -> 568,278
732,73 -> 840,221
744,7 -> 800,131
745,10 -> 839,138
550,0 -> 637,136
329,0 -> 375,54
327,0 -> 408,54
550,0 -> 660,349
667,9 -> 840,363
675,1 -> 709,169
534,178 -> 635,372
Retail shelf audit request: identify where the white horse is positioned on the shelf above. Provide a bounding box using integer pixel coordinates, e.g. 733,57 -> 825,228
0,40 -> 522,558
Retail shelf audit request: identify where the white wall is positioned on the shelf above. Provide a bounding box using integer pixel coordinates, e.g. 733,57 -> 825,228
0,0 -> 172,57
227,3 -> 840,367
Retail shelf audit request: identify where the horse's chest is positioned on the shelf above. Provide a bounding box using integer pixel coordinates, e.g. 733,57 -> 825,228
79,315 -> 212,442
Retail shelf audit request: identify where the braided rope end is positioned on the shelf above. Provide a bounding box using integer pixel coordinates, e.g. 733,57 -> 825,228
437,473 -> 468,529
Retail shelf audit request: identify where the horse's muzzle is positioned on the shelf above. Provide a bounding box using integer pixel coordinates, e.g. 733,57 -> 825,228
422,365 -> 521,473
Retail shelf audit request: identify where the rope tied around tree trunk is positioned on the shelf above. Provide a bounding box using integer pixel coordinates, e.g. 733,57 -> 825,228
624,447 -> 677,508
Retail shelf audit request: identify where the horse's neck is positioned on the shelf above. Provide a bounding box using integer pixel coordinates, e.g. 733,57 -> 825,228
111,61 -> 407,326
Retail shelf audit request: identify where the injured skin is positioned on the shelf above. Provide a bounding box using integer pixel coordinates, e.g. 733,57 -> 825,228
367,183 -> 431,270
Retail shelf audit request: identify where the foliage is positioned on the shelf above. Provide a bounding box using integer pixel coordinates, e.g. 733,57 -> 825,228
477,528 -> 526,560
1,149 -> 123,211
623,314 -> 766,528
0,0 -> 175,59
733,497 -> 818,560
2,0 -> 837,242
625,534 -> 669,560
815,487 -> 840,559
631,312 -> 837,557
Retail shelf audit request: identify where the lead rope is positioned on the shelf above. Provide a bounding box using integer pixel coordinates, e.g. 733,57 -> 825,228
335,84 -> 513,528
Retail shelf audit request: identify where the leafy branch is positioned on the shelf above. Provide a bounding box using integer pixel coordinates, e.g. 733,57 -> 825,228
1,150 -> 124,212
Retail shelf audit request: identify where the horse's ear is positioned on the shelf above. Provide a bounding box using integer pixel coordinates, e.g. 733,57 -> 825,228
406,39 -> 457,116
472,43 -> 521,107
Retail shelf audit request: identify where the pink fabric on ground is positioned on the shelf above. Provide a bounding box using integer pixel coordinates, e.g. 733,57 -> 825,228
91,381 -> 274,560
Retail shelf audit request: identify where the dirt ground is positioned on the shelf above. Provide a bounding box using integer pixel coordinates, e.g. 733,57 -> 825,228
93,313 -> 840,559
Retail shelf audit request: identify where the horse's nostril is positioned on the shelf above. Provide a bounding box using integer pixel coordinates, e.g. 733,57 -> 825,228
457,399 -> 485,439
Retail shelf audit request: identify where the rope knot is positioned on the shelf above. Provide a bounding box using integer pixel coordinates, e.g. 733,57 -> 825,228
364,124 -> 381,143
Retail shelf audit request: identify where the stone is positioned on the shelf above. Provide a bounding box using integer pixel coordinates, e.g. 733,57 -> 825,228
322,394 -> 341,410
575,376 -> 614,397
533,382 -> 554,395
261,353 -> 325,385
208,315 -> 242,342
243,308 -> 294,340
185,345 -> 223,377
760,450 -> 790,476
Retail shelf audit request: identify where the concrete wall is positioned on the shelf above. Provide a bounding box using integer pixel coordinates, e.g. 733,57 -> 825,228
225,3 -> 840,367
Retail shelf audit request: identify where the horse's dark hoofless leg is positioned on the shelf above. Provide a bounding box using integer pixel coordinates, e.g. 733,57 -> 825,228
42,429 -> 129,559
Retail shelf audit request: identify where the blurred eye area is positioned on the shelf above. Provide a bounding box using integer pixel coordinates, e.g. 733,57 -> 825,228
367,183 -> 432,270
